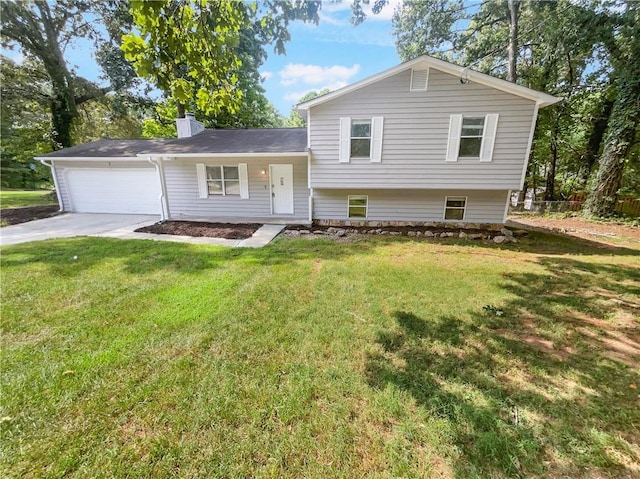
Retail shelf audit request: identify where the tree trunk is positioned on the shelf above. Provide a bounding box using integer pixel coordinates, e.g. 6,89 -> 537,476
584,75 -> 640,216
506,0 -> 520,83
545,134 -> 558,201
581,98 -> 614,183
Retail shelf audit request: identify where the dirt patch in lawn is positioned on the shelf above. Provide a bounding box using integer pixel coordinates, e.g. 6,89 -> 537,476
135,221 -> 261,240
1,205 -> 61,227
508,214 -> 640,249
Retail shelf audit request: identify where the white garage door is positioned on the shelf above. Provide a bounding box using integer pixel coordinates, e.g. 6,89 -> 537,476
65,168 -> 161,214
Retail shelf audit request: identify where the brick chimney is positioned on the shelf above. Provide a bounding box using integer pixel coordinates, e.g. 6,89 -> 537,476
176,113 -> 205,138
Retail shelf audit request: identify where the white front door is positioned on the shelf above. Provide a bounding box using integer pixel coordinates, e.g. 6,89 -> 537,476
270,164 -> 294,215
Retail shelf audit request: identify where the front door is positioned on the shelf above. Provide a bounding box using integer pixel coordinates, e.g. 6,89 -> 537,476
270,164 -> 294,215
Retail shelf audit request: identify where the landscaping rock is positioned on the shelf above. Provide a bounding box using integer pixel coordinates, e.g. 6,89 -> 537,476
493,235 -> 507,244
390,231 -> 402,236
500,228 -> 514,237
335,229 -> 346,237
468,233 -> 483,240
299,229 -> 311,235
459,231 -> 468,239
424,231 -> 435,237
407,231 -> 417,236
313,230 -> 324,235
416,231 -> 423,237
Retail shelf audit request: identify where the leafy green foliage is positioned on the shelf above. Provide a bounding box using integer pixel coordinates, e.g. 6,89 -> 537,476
122,0 -> 246,116
284,88 -> 331,127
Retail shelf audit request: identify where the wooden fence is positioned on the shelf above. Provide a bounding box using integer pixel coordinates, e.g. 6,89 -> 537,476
568,194 -> 640,216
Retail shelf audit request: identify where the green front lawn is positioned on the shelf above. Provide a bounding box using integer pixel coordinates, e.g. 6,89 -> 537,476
1,234 -> 639,478
0,189 -> 57,208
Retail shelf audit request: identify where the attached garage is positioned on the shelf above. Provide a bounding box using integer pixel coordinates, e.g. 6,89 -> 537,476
63,167 -> 161,214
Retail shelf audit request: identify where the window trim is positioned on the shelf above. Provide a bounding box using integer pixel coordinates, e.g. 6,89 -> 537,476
347,194 -> 368,218
206,165 -> 240,197
350,119 -> 372,159
443,196 -> 467,221
458,117 -> 485,159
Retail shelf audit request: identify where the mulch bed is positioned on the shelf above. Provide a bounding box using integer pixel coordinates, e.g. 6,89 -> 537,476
1,205 -> 61,226
135,221 -> 262,240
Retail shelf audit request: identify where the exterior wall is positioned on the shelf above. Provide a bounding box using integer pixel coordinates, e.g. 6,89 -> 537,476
51,160 -> 155,211
313,189 -> 509,224
309,68 -> 536,190
163,156 -> 309,220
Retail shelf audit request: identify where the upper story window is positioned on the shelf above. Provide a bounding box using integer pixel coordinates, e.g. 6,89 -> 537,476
459,117 -> 485,158
339,117 -> 384,163
350,120 -> 372,158
446,114 -> 499,162
206,165 -> 240,196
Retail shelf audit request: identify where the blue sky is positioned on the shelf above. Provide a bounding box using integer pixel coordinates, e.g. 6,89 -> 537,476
2,1 -> 402,117
260,0 -> 401,114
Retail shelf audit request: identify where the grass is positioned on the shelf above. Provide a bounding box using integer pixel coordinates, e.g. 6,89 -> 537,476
0,189 -> 57,209
1,233 -> 639,478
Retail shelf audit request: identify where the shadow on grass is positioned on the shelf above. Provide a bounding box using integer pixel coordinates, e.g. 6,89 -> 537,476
366,257 -> 640,478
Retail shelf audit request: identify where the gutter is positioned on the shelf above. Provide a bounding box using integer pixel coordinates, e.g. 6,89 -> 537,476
147,156 -> 170,221
38,159 -> 64,212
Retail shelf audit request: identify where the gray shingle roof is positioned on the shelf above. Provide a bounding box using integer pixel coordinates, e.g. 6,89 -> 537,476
40,128 -> 308,158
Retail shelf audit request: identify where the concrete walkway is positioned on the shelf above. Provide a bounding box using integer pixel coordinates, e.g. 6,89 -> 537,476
0,213 -> 157,246
1,213 -> 285,248
96,223 -> 285,248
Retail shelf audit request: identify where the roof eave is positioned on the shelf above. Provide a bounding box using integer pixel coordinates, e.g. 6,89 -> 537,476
136,152 -> 308,158
296,55 -> 561,110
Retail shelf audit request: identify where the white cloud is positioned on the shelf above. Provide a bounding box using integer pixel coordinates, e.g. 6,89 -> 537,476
279,63 -> 360,87
283,80 -> 349,103
360,0 -> 403,21
260,71 -> 273,81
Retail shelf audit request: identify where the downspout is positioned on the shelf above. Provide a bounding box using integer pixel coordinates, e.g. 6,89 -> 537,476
147,156 -> 169,221
38,159 -> 64,212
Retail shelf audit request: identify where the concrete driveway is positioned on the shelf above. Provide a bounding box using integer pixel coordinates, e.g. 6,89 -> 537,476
0,213 -> 158,246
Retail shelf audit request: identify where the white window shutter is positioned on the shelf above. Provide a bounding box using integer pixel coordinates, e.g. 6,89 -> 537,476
371,116 -> 384,163
339,117 -> 351,163
446,114 -> 462,162
480,113 -> 499,162
196,163 -> 208,198
238,163 -> 249,199
410,69 -> 429,91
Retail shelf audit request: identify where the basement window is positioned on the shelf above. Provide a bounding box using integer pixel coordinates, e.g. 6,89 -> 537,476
444,196 -> 467,220
348,195 -> 368,218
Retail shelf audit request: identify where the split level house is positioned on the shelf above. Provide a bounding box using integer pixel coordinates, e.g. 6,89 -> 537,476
36,55 -> 560,226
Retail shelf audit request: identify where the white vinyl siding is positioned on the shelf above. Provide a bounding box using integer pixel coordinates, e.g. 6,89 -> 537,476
164,156 -> 309,220
313,189 -> 509,224
310,69 -> 535,189
410,68 -> 429,91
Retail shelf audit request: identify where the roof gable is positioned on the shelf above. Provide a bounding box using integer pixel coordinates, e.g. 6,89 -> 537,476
296,55 -> 560,111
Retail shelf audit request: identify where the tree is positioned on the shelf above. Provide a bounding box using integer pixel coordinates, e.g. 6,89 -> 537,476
284,89 -> 331,126
1,1 -> 138,148
0,56 -> 54,188
122,0 -> 321,120
584,1 -> 640,216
